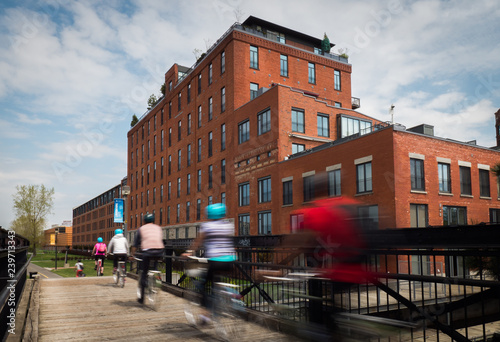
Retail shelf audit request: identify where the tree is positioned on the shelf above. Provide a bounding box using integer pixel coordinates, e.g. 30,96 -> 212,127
12,184 -> 54,255
321,33 -> 331,53
147,94 -> 158,109
130,114 -> 139,127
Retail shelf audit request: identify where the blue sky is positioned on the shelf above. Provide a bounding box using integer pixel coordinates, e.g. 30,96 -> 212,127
1,0 -> 499,229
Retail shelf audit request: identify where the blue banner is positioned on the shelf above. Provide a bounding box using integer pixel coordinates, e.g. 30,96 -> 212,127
114,198 -> 124,223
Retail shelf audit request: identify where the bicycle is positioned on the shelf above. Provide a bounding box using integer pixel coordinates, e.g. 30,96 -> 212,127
134,256 -> 162,310
183,256 -> 245,341
113,260 -> 127,288
96,257 -> 103,277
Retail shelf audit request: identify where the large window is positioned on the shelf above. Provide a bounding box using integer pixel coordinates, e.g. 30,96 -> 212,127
280,54 -> 288,77
239,214 -> 250,235
443,206 -> 467,226
357,162 -> 372,194
250,45 -> 258,69
340,116 -> 372,138
328,169 -> 341,196
308,62 -> 315,83
334,70 -> 341,90
258,177 -> 271,203
238,120 -> 250,144
258,109 -> 271,135
438,163 -> 451,193
250,83 -> 259,100
410,204 -> 428,227
258,211 -> 272,235
317,114 -> 329,137
410,158 -> 425,191
283,180 -> 293,205
459,166 -> 471,196
292,108 -> 305,133
479,169 -> 491,197
239,182 -> 250,206
303,175 -> 314,202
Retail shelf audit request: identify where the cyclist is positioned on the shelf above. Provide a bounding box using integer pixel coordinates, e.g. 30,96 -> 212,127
132,213 -> 164,304
183,203 -> 237,317
92,237 -> 107,275
108,228 -> 129,273
75,259 -> 84,277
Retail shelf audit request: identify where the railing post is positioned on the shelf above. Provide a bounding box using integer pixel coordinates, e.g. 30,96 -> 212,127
164,243 -> 173,284
308,278 -> 323,324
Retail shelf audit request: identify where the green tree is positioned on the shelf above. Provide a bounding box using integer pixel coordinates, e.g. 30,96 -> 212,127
321,33 -> 331,53
147,94 -> 158,109
130,114 -> 139,127
12,184 -> 54,255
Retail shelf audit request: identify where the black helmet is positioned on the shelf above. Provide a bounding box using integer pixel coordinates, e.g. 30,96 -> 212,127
144,213 -> 155,224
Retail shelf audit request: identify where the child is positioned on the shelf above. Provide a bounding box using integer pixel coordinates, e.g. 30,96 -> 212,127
75,259 -> 85,277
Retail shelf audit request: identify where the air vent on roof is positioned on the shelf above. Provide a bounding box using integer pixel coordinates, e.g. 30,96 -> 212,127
408,124 -> 434,136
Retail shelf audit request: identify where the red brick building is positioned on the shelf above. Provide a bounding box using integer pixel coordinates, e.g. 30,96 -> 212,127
126,16 -> 500,243
72,183 -> 124,248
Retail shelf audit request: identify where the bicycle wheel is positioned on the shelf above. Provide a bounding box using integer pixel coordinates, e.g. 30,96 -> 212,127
184,301 -> 206,327
97,260 -> 101,277
212,288 -> 241,341
146,273 -> 160,310
113,268 -> 118,284
118,268 -> 125,288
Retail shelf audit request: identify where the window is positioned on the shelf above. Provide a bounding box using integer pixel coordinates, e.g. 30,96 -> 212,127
161,157 -> 164,179
250,83 -> 259,100
168,81 -> 172,91
187,144 -> 191,166
258,211 -> 272,235
340,116 -> 372,138
186,201 -> 190,221
208,165 -> 213,189
459,166 -> 471,195
196,199 -> 201,220
153,162 -> 157,182
292,108 -> 305,133
187,83 -> 191,103
208,97 -> 213,121
221,192 -> 226,204
317,114 -> 329,137
177,149 -> 181,171
250,46 -> 258,69
187,114 -> 192,135
221,51 -> 225,74
308,62 -> 315,83
443,206 -> 467,226
292,143 -> 305,154
177,178 -> 181,198
357,162 -> 372,194
161,130 -> 164,151
490,208 -> 500,223
438,163 -> 451,193
178,120 -> 182,141
283,180 -> 293,205
239,182 -> 250,206
168,128 -> 172,147
198,106 -> 202,128
334,70 -> 341,90
410,204 -> 428,227
303,175 -> 314,202
176,204 -> 180,223
168,182 -> 171,200
208,63 -> 212,84
169,101 -> 172,119
479,169 -> 491,197
258,177 -> 271,203
187,174 -> 191,195
197,169 -> 201,192
290,213 -> 304,232
221,159 -> 226,184
239,214 -> 250,235
280,54 -> 288,77
168,155 -> 171,175
198,73 -> 202,94
208,132 -> 213,157
328,169 -> 341,196
221,124 -> 226,151
334,102 -> 341,108
258,109 -> 271,135
178,92 -> 182,111
208,196 -> 213,205
221,87 -> 225,112
197,138 -> 202,162
238,120 -> 250,144
160,185 -> 163,203
411,159 -> 425,191
153,136 -> 157,155
358,205 -> 379,230
153,187 -> 156,204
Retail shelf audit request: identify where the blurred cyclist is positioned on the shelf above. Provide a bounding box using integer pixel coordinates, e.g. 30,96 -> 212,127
132,213 -> 164,304
108,228 -> 129,273
183,203 -> 237,316
92,237 -> 107,275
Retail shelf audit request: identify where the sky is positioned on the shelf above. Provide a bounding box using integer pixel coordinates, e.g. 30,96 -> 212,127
1,0 -> 499,230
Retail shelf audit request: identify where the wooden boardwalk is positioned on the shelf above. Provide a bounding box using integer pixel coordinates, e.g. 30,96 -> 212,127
36,276 -> 295,342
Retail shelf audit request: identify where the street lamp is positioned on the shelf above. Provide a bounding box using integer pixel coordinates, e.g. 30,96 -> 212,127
122,185 -> 131,239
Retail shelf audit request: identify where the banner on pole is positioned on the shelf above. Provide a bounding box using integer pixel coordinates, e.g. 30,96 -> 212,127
114,198 -> 124,223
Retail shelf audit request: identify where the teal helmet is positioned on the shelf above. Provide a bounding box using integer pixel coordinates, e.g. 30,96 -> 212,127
206,203 -> 226,220
115,229 -> 123,235
144,213 -> 155,224
97,237 -> 103,243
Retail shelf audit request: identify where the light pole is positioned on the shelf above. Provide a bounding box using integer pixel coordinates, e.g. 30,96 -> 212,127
122,185 -> 131,239
54,228 -> 59,270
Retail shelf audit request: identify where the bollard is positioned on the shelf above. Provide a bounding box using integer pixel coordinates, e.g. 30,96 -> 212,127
29,272 -> 38,279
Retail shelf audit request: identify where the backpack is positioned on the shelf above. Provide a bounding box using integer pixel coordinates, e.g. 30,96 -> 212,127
97,243 -> 106,253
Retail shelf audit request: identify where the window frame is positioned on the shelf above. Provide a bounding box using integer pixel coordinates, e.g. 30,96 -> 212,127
317,113 -> 329,137
291,108 -> 305,133
410,158 -> 425,191
258,176 -> 272,203
356,162 -> 373,194
258,108 -> 271,135
238,119 -> 250,144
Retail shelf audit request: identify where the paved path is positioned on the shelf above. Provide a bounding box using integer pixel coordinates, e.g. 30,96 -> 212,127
27,262 -> 63,279
37,276 -> 295,342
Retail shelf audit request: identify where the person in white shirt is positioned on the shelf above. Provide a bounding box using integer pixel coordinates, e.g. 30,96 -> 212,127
108,228 -> 129,273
